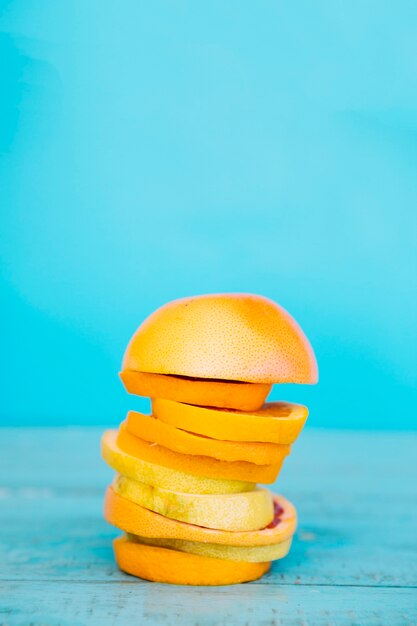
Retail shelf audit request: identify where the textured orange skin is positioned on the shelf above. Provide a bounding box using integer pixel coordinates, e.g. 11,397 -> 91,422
120,370 -> 271,411
114,536 -> 270,585
104,487 -> 297,547
125,411 -> 288,465
152,399 -> 308,444
117,425 -> 286,484
123,294 -> 318,384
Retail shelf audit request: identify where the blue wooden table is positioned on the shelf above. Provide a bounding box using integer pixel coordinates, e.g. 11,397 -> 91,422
1,428 -> 416,625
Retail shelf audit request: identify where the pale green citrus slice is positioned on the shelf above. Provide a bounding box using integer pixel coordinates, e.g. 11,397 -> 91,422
127,533 -> 293,563
101,430 -> 254,494
113,473 -> 274,531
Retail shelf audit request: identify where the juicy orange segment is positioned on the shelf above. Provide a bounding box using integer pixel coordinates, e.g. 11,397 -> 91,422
117,424 -> 286,484
104,487 -> 297,546
114,535 -> 270,585
126,411 -> 288,465
119,370 -> 271,411
152,399 -> 308,444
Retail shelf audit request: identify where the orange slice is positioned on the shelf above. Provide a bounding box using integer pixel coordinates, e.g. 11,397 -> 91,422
153,399 -> 308,444
102,430 -> 253,494
128,533 -> 292,563
126,411 -> 288,465
104,487 -> 297,547
117,424 -> 286,484
114,536 -> 270,585
120,370 -> 271,411
113,474 -> 274,531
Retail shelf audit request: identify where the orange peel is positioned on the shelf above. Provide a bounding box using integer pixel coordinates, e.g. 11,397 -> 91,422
122,293 -> 318,384
152,399 -> 308,444
104,487 -> 297,546
120,370 -> 271,411
117,424 -> 286,484
126,410 -> 288,465
114,535 -> 270,585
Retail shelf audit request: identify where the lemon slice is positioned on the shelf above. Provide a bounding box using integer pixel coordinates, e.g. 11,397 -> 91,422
113,473 -> 274,531
127,533 -> 293,563
101,430 -> 254,494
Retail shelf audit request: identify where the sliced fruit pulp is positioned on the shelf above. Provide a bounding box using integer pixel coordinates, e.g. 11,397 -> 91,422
127,533 -> 292,563
152,398 -> 308,444
117,423 -> 286,484
125,410 -> 288,465
112,473 -> 274,531
101,430 -> 254,494
104,487 -> 297,547
120,370 -> 271,411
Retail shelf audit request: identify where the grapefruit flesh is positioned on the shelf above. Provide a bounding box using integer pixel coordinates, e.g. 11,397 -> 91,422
104,487 -> 297,547
152,398 -> 308,444
101,430 -> 254,494
120,370 -> 271,411
116,425 -> 286,484
113,473 -> 274,531
125,410 -> 289,464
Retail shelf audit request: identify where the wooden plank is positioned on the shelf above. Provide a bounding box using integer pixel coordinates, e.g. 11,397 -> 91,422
0,428 -> 114,489
1,492 -> 417,587
0,428 -> 416,589
1,581 -> 416,626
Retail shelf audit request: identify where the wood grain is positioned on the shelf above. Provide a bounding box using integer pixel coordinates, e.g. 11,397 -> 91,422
1,581 -> 417,626
0,427 -> 416,625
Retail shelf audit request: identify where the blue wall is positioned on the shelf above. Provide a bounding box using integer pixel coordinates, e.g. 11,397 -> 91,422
1,1 -> 416,428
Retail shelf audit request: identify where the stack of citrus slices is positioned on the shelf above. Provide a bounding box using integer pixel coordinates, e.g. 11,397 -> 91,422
102,294 -> 318,585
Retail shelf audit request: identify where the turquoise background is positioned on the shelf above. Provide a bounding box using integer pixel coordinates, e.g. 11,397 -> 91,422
1,1 -> 416,428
